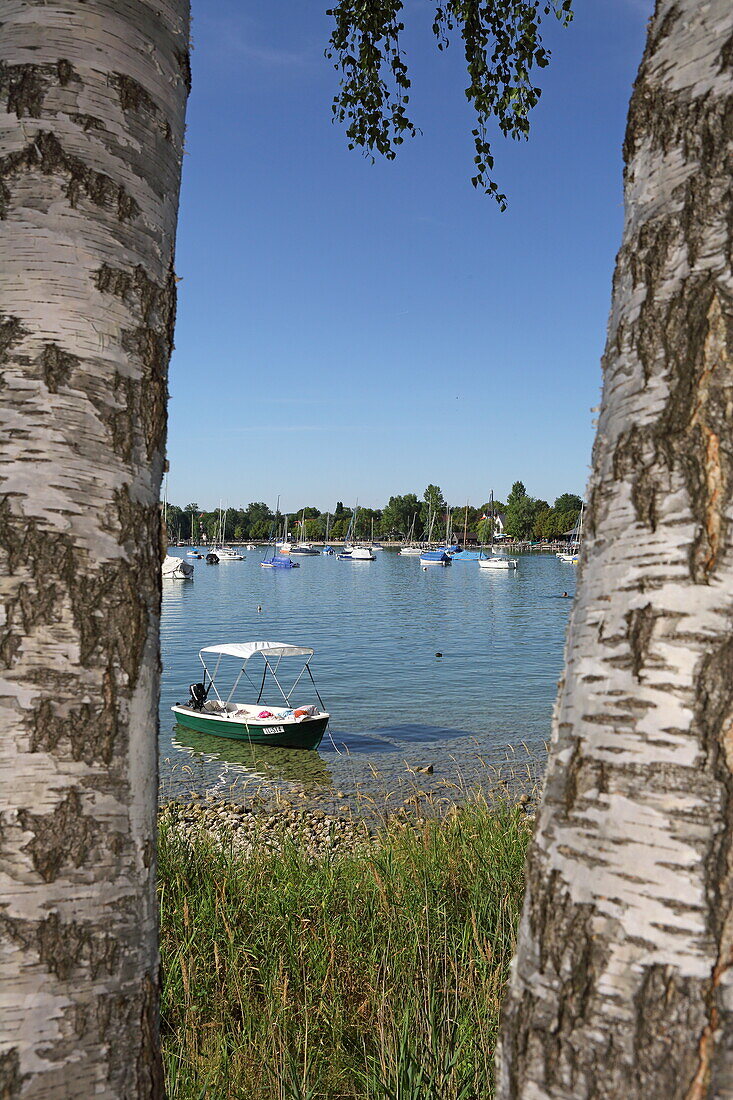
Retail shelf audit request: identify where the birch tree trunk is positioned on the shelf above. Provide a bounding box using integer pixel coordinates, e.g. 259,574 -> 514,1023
0,2 -> 189,1095
498,2 -> 733,1096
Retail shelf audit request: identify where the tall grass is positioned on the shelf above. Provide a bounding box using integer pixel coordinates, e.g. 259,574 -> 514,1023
159,799 -> 530,1099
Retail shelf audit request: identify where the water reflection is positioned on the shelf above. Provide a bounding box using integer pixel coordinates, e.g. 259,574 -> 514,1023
166,724 -> 334,799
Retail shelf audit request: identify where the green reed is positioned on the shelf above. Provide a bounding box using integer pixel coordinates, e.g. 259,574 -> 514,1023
159,798 -> 530,1099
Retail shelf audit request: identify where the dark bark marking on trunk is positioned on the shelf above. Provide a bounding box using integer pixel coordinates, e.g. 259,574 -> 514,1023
0,132 -> 140,222
71,112 -> 107,133
95,262 -> 170,327
656,290 -> 733,583
84,371 -> 137,466
625,604 -> 659,681
0,314 -> 28,361
0,60 -> 79,119
110,73 -> 171,142
503,864 -> 612,1096
0,1048 -> 23,1099
175,48 -> 192,94
625,81 -> 732,172
18,789 -> 100,882
0,495 -> 160,766
564,742 -> 610,813
609,83 -> 733,575
83,978 -> 162,1095
684,636 -> 733,1095
94,261 -> 178,460
0,910 -> 119,982
632,965 -> 708,1095
613,425 -> 660,531
123,327 -> 169,459
39,341 -> 79,393
30,693 -> 119,766
642,5 -> 681,62
719,32 -> 733,75
111,73 -> 156,115
137,972 -> 165,1099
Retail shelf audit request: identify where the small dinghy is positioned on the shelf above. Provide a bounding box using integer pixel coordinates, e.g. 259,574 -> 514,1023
171,642 -> 330,749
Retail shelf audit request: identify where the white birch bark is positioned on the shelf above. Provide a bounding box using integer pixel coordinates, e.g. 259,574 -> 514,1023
0,1 -> 189,1095
498,2 -> 733,1096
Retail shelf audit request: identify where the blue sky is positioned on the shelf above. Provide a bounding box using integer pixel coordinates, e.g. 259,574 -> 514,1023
167,0 -> 653,512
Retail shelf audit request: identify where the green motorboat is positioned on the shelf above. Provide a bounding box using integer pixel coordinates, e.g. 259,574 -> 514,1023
171,641 -> 330,750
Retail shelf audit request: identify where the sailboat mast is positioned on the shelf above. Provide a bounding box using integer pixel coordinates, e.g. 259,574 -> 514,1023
463,501 -> 468,547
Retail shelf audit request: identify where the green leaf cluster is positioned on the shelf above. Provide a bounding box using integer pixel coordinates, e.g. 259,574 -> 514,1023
327,0 -> 573,205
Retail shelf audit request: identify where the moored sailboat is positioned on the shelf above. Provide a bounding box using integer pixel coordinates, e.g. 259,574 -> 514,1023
338,505 -> 376,560
478,491 -> 518,570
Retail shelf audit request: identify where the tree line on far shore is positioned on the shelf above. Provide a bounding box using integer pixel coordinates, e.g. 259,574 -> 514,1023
164,482 -> 583,543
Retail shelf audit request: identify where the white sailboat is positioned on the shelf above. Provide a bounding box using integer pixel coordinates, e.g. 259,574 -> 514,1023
558,502 -> 584,563
400,513 -> 422,555
272,497 -> 292,553
322,512 -> 336,554
368,517 -> 383,551
478,491 -> 518,570
420,506 -> 452,564
210,503 -> 244,559
338,505 -> 375,560
162,474 -> 194,579
291,509 -> 320,555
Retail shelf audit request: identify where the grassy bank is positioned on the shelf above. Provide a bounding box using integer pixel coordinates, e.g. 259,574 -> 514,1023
159,799 -> 530,1099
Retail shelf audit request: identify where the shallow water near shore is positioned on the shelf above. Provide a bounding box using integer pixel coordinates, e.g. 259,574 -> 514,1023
160,548 -> 575,806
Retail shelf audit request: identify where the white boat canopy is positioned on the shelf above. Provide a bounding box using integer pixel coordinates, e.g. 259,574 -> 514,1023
200,642 -> 314,661
196,641 -> 324,709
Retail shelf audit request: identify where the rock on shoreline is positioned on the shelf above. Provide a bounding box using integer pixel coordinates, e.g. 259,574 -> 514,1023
159,798 -> 375,859
159,788 -> 536,862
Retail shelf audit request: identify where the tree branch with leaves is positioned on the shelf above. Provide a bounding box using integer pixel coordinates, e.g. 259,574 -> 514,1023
327,0 -> 573,207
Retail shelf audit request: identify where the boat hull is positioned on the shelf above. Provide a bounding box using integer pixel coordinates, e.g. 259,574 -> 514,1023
420,551 -> 451,564
162,556 -> 194,580
171,706 -> 329,749
339,549 -> 375,560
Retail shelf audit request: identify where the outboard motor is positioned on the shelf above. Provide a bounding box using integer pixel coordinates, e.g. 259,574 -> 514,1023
206,552 -> 219,564
188,682 -> 208,710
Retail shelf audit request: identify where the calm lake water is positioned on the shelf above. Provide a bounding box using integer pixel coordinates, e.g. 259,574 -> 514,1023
160,549 -> 575,806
